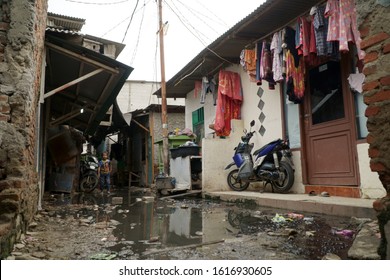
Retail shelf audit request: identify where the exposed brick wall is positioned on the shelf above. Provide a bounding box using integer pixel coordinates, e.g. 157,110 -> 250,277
0,0 -> 47,259
357,0 -> 390,194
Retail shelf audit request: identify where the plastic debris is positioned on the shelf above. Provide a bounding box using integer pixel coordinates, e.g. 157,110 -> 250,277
335,229 -> 354,237
272,213 -> 286,223
287,213 -> 304,219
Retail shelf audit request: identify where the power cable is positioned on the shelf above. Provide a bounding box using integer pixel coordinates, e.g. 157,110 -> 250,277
130,0 -> 147,64
122,0 -> 140,43
65,0 -> 130,5
163,0 -> 208,45
100,0 -> 151,38
163,0 -> 232,64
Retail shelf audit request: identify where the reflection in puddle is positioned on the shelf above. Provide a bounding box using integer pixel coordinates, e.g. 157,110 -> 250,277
59,188 -> 357,259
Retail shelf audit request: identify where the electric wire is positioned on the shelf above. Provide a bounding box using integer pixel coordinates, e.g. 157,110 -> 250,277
100,0 -> 152,38
163,0 -> 208,46
130,0 -> 147,64
192,0 -> 228,28
65,0 -> 130,5
163,0 -> 232,65
122,0 -> 140,43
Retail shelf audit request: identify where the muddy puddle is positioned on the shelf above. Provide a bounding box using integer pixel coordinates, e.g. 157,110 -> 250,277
32,188 -> 364,260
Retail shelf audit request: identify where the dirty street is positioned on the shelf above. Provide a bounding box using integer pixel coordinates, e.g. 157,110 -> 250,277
7,187 -> 378,260
1,0 -> 390,279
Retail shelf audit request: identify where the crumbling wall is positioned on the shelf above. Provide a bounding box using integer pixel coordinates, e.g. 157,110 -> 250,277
0,0 -> 47,258
356,0 -> 390,259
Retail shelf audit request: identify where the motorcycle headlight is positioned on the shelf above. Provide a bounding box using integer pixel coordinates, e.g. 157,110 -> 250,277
89,165 -> 96,170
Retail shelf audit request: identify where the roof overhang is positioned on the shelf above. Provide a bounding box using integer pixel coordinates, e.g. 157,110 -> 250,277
154,0 -> 323,98
44,35 -> 133,140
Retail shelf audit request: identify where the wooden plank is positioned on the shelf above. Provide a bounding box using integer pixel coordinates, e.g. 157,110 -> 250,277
159,190 -> 202,200
142,239 -> 224,257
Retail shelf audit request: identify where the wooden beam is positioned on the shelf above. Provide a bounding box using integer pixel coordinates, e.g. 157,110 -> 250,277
45,41 -> 119,74
44,68 -> 104,99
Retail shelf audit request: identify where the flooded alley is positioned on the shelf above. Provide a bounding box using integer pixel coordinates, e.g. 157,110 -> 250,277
7,187 -> 378,260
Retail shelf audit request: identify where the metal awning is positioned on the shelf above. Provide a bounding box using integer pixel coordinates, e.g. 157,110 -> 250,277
44,34 -> 133,139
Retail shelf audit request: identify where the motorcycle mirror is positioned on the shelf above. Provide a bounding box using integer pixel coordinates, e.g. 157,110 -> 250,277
243,128 -> 247,134
250,120 -> 255,127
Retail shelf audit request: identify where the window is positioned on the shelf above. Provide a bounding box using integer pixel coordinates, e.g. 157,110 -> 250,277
309,61 -> 345,125
283,84 -> 301,149
192,107 -> 204,144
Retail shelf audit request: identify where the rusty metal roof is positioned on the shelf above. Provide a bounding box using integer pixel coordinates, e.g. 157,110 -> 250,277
155,0 -> 324,98
44,35 -> 133,141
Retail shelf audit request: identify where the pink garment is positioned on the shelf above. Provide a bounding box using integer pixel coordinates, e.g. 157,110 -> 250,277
194,80 -> 202,98
297,17 -> 311,57
214,70 -> 242,137
325,0 -> 365,60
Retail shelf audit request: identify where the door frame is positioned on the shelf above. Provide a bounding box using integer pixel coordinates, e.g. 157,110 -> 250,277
300,54 -> 360,187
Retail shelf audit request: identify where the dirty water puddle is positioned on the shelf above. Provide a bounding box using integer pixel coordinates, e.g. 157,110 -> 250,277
8,188 -> 366,260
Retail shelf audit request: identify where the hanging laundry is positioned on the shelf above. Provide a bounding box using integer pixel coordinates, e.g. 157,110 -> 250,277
348,72 -> 365,93
214,70 -> 242,137
282,26 -> 300,68
255,41 -> 263,85
270,31 -> 284,82
200,76 -> 217,105
260,40 -> 276,89
285,50 -> 306,103
240,48 -> 257,82
194,80 -> 202,99
325,0 -> 365,60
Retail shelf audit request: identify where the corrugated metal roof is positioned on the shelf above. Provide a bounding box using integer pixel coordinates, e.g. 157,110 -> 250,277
155,0 -> 325,98
44,35 -> 133,141
47,12 -> 85,32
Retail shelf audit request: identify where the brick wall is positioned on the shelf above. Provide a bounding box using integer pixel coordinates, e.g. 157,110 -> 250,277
356,0 -> 390,193
0,0 -> 47,259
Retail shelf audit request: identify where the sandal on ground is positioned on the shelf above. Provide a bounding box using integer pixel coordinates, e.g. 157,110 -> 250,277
320,191 -> 330,197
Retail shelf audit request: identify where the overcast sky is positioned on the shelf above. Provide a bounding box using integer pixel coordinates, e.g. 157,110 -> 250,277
48,0 -> 264,81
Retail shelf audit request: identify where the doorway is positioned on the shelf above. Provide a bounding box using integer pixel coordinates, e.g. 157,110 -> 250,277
303,58 -> 359,186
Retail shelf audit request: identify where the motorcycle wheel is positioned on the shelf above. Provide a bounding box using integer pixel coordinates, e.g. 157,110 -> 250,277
227,169 -> 250,191
80,174 -> 99,193
272,161 -> 294,193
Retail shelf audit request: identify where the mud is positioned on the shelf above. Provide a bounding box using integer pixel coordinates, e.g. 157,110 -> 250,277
6,188 -> 376,260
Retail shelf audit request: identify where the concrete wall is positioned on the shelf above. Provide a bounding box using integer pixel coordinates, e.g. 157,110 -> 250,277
116,80 -> 184,114
0,0 -> 47,258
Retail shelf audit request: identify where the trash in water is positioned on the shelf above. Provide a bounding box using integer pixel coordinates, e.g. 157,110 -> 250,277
287,213 -> 304,219
272,213 -> 287,223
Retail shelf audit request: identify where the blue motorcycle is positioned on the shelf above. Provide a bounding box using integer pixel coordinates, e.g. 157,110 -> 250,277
225,120 -> 295,193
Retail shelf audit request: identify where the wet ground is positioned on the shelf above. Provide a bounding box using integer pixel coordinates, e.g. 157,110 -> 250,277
7,187 -> 377,260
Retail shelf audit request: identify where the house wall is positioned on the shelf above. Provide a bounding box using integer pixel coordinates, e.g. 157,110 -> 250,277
116,80 -> 184,114
0,0 -> 47,258
186,57 -> 383,197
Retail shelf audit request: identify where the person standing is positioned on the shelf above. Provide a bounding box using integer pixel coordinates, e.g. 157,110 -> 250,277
98,152 -> 112,194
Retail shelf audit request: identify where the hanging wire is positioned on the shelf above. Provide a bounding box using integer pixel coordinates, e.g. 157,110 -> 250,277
130,0 -> 147,64
65,0 -> 130,5
122,0 -> 140,43
100,0 -> 151,38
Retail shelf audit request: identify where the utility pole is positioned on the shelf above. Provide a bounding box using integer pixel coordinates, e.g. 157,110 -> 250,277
158,0 -> 169,175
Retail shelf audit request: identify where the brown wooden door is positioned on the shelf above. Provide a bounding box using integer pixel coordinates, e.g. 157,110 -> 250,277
303,59 -> 358,186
